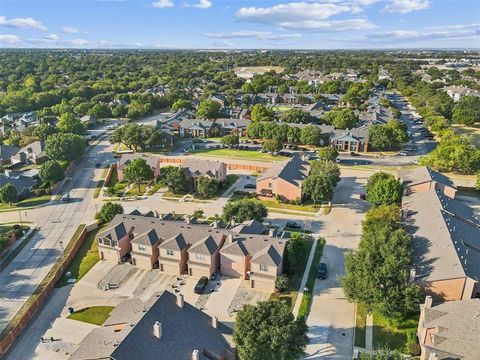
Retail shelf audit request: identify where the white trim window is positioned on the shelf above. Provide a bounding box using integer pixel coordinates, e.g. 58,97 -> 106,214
196,253 -> 204,261
259,264 -> 269,272
166,249 -> 174,256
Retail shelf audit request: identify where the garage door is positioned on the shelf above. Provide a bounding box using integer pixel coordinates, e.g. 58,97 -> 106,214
189,266 -> 210,279
161,262 -> 180,275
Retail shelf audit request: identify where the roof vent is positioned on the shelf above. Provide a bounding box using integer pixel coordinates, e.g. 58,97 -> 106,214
153,321 -> 162,339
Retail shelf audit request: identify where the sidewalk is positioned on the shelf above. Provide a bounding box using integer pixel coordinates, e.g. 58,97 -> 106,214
292,238 -> 318,318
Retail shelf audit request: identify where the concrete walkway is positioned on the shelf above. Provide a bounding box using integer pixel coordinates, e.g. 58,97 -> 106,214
366,314 -> 373,350
292,238 -> 318,318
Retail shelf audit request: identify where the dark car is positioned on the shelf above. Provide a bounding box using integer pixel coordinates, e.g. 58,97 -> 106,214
285,221 -> 301,229
194,276 -> 209,294
95,163 -> 101,168
244,183 -> 256,189
317,263 -> 328,279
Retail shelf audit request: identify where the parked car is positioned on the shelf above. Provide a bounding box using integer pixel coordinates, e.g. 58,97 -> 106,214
285,221 -> 302,229
244,183 -> 256,189
411,160 -> 419,165
61,193 -> 70,203
359,193 -> 366,200
398,151 -> 408,156
95,163 -> 101,168
194,276 -> 209,294
317,263 -> 328,279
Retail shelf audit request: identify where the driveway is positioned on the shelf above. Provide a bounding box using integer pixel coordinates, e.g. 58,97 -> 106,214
202,276 -> 242,328
303,170 -> 371,359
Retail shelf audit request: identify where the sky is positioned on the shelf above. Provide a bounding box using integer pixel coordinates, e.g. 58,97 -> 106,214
0,0 -> 479,49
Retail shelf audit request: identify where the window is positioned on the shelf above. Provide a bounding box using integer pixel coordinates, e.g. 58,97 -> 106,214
259,264 -> 269,272
103,239 -> 111,246
98,238 -> 103,244
138,245 -> 146,251
112,240 -> 118,248
268,183 -> 272,188
196,253 -> 204,261
166,249 -> 174,256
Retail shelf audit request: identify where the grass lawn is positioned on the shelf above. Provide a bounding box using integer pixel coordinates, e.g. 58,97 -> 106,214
147,182 -> 164,196
105,168 -> 118,187
112,143 -> 130,152
188,148 -> 288,162
372,311 -> 419,352
297,237 -> 325,319
163,191 -> 185,198
355,304 -> 367,348
0,225 -> 30,254
270,236 -> 314,312
0,195 -> 52,211
68,306 -> 114,326
125,184 -> 148,196
260,199 -> 320,213
107,180 -> 128,197
93,166 -> 110,199
452,123 -> 480,148
56,226 -> 103,287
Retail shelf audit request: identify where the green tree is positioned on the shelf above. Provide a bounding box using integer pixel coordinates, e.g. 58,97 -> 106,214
192,209 -> 204,219
33,123 -> 57,140
251,104 -> 275,122
124,158 -> 154,192
221,134 -> 239,147
160,166 -> 188,194
0,183 -> 17,204
476,171 -> 480,191
196,175 -> 218,199
280,109 -> 311,124
45,133 -> 86,162
365,172 -> 402,206
57,112 -> 85,135
89,103 -> 111,118
39,160 -> 65,186
452,95 -> 480,126
303,173 -> 336,204
171,99 -> 193,112
233,300 -> 308,360
317,147 -> 338,162
95,202 -> 124,223
324,108 -> 358,129
275,275 -> 289,292
262,139 -> 282,154
299,125 -> 322,146
222,199 -> 267,223
196,99 -> 221,119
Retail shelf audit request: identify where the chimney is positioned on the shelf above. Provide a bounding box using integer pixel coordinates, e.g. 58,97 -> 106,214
226,234 -> 234,244
153,321 -> 162,339
409,268 -> 416,283
230,218 -> 236,228
213,220 -> 219,229
177,294 -> 184,308
212,316 -> 218,329
268,228 -> 275,238
185,215 -> 191,224
424,296 -> 433,309
192,349 -> 200,360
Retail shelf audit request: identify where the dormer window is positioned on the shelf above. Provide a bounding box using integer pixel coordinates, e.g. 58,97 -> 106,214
138,245 -> 146,251
196,253 -> 204,261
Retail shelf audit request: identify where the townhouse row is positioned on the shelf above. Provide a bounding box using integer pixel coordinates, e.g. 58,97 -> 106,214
97,214 -> 288,292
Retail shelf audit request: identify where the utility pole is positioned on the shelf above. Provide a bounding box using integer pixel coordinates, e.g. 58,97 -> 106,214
18,210 -> 23,229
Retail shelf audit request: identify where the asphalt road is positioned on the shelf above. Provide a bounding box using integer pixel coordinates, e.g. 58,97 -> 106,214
0,138 -> 114,334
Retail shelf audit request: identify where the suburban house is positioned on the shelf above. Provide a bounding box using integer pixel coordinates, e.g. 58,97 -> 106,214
0,170 -> 37,198
398,167 -> 457,198
400,168 -> 480,301
182,158 -> 227,190
10,140 -> 47,165
417,296 -> 480,360
79,115 -> 97,126
116,154 -> 160,182
256,155 -> 309,202
178,119 -> 219,138
97,214 -> 288,292
216,118 -> 251,137
442,85 -> 480,102
0,144 -> 20,164
70,291 -> 234,360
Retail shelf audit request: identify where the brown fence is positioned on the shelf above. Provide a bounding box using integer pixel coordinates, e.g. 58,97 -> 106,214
104,163 -> 117,187
0,223 -> 97,356
158,157 -> 268,173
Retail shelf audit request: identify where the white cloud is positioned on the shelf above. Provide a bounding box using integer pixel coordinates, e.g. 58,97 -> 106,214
211,40 -> 234,47
193,0 -> 212,9
205,31 -> 302,41
68,38 -> 89,46
44,33 -> 59,41
235,2 -> 374,31
382,0 -> 430,14
61,26 -> 79,34
0,34 -> 21,44
152,0 -> 174,8
0,16 -> 47,30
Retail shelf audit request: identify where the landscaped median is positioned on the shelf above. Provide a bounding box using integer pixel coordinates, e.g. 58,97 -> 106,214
68,306 -> 114,326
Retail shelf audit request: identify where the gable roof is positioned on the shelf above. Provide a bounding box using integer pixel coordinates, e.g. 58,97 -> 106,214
230,219 -> 266,235
70,291 -> 233,360
250,244 -> 283,266
99,222 -> 128,243
257,155 -> 309,188
182,158 -> 225,178
131,229 -> 159,247
398,166 -> 456,189
118,154 -> 159,170
0,174 -> 36,194
188,235 -> 220,255
0,144 -> 20,161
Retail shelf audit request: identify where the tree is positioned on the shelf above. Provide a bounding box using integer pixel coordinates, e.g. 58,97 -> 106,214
221,134 -> 239,147
452,95 -> 480,126
317,147 -> 338,162
192,209 -> 204,219
159,166 -> 188,194
89,103 -> 111,118
39,160 -> 65,186
196,176 -> 218,199
476,171 -> 480,191
303,173 -> 336,204
284,233 -> 304,274
222,199 -> 268,223
57,112 -> 85,135
171,99 -> 193,112
123,158 -> 154,192
299,125 -> 322,146
365,172 -> 403,207
324,108 -> 357,129
280,109 -> 311,124
275,275 -> 289,292
233,300 -> 308,360
0,183 -> 17,204
262,139 -> 282,154
95,202 -> 124,223
196,99 -> 221,119
251,104 -> 275,122
33,123 -> 57,139
45,133 -> 86,162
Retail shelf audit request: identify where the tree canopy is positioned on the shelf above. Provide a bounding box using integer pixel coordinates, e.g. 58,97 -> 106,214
45,133 -> 86,162
222,199 -> 268,223
39,160 -> 65,186
95,202 -> 124,223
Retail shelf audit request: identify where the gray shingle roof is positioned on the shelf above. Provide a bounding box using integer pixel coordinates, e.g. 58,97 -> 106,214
182,158 -> 225,178
250,244 -> 283,266
398,166 -> 456,189
118,154 -> 159,171
0,144 -> 19,162
257,155 -> 309,188
70,291 -> 233,360
230,220 -> 266,235
0,174 -> 37,194
188,235 -> 220,255
131,228 -> 159,246
422,298 -> 480,360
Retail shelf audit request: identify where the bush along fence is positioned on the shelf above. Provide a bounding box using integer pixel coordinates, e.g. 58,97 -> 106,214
0,222 -> 98,356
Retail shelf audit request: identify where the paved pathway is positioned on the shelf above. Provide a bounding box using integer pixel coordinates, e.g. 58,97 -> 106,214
365,314 -> 374,351
292,238 -> 318,318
